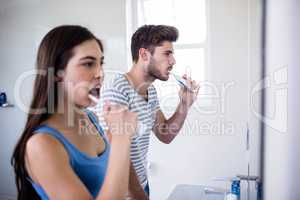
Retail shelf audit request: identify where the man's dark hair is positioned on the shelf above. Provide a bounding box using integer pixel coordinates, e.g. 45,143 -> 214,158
131,25 -> 179,62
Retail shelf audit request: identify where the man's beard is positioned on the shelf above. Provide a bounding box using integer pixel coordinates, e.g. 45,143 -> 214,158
147,57 -> 169,81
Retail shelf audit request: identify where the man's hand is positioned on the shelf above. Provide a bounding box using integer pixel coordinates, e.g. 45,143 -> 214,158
178,74 -> 200,108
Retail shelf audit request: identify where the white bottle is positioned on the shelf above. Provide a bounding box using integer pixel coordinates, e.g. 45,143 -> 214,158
224,193 -> 238,200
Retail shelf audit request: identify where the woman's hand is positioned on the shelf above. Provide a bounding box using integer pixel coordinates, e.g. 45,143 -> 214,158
99,101 -> 138,200
103,101 -> 137,139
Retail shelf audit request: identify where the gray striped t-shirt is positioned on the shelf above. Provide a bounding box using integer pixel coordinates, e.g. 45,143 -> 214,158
98,73 -> 159,188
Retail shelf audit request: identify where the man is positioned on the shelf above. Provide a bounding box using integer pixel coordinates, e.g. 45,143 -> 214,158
100,25 -> 199,199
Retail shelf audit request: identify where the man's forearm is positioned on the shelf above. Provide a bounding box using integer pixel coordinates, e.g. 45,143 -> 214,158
155,102 -> 190,144
166,102 -> 190,132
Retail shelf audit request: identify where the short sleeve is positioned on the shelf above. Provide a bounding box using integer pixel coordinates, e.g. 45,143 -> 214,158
96,77 -> 131,134
150,85 -> 160,112
101,88 -> 129,107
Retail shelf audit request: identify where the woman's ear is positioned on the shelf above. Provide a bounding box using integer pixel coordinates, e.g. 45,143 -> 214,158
54,76 -> 62,82
55,70 -> 64,81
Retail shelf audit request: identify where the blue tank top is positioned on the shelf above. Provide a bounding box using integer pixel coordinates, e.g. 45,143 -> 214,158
29,110 -> 110,199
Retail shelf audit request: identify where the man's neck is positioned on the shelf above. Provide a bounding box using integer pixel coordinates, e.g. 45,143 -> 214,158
126,63 -> 155,96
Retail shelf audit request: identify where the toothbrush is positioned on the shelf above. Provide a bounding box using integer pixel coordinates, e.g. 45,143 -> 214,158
88,94 -> 99,103
171,73 -> 195,92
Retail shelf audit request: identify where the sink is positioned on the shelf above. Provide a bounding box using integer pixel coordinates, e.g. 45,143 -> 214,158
167,184 -> 225,200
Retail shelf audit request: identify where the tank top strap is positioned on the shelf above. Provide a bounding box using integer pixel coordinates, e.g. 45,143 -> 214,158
85,109 -> 106,139
33,125 -> 77,159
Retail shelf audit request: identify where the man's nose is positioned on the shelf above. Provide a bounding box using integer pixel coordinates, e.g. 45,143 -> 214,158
170,55 -> 176,65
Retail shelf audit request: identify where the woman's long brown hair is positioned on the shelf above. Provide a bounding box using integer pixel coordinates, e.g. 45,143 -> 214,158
11,25 -> 103,200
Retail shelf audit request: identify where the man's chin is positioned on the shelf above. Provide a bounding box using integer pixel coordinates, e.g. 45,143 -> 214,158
150,71 -> 169,81
157,75 -> 169,81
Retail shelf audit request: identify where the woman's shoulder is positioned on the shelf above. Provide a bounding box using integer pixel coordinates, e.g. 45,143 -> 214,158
25,131 -> 71,186
25,127 -> 69,173
26,131 -> 69,166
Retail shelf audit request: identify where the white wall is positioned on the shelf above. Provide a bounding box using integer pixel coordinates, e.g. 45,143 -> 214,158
264,0 -> 299,199
0,0 -> 127,199
148,0 -> 262,199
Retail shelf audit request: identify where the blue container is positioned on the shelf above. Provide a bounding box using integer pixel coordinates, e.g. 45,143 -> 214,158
231,180 -> 240,200
0,92 -> 7,106
256,181 -> 262,200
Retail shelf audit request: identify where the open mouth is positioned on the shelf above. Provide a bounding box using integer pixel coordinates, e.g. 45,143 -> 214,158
88,86 -> 100,99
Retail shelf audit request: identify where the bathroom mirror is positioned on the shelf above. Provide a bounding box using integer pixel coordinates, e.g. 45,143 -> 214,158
0,0 -> 263,199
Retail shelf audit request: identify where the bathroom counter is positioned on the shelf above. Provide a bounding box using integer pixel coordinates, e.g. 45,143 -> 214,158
167,184 -> 225,200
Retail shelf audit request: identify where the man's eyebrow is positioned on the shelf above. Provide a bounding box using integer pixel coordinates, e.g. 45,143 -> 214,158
164,50 -> 174,54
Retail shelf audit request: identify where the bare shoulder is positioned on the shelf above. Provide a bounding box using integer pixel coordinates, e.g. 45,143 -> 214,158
26,133 -> 69,163
25,133 -> 92,199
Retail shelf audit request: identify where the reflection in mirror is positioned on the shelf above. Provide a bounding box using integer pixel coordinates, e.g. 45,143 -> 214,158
0,0 -> 266,199
126,0 -> 262,199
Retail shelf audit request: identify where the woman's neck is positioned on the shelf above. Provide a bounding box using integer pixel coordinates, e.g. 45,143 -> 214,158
46,105 -> 87,132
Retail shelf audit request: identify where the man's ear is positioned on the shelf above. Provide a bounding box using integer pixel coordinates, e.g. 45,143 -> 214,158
138,48 -> 151,62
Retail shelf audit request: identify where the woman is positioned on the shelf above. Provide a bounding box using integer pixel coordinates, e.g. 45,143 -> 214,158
11,25 -> 137,200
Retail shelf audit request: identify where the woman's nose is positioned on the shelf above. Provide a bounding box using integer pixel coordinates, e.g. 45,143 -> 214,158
94,66 -> 104,82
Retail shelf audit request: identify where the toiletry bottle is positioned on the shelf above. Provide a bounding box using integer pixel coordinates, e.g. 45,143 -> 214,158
213,177 -> 240,200
256,180 -> 262,200
0,91 -> 7,106
230,179 -> 240,200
